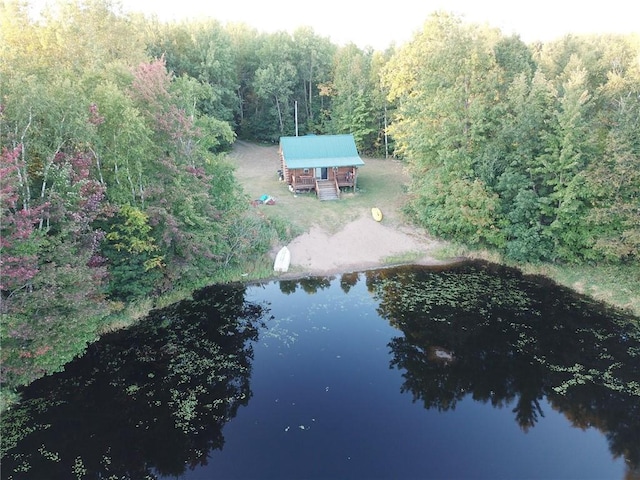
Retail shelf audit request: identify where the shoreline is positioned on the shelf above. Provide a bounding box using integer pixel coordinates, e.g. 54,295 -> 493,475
268,213 -> 458,279
261,218 -> 639,319
273,256 -> 469,282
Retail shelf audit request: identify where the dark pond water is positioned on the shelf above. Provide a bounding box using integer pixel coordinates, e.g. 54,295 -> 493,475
2,261 -> 639,480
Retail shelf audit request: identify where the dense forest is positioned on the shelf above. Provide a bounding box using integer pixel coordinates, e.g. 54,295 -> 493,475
1,0 -> 639,405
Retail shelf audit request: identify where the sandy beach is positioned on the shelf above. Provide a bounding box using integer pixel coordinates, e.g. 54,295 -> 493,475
284,213 -> 447,276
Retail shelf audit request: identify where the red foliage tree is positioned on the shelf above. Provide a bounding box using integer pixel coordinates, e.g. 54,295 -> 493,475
130,57 -> 200,160
0,145 -> 47,296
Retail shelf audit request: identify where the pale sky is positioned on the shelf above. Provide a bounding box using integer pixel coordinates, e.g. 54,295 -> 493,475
31,0 -> 640,50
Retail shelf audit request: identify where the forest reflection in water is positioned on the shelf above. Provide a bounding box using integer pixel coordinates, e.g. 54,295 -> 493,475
1,261 -> 639,479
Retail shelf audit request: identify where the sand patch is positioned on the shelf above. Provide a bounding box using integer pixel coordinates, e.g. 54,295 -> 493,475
285,214 -> 446,275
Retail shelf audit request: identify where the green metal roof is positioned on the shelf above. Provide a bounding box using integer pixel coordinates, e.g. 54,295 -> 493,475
280,134 -> 365,169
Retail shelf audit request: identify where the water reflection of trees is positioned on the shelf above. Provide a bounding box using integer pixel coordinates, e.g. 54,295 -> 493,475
278,276 -> 334,295
1,283 -> 267,480
367,262 -> 640,470
277,273 -> 359,295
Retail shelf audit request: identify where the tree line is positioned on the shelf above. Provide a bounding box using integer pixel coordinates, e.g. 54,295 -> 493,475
1,0 -> 638,399
385,14 -> 639,265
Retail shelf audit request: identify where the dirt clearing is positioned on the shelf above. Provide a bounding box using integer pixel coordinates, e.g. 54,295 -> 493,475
228,140 -> 449,276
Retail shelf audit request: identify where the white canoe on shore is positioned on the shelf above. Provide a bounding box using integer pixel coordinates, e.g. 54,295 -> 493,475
274,246 -> 291,273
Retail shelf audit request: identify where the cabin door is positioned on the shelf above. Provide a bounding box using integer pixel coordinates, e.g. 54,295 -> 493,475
315,167 -> 328,180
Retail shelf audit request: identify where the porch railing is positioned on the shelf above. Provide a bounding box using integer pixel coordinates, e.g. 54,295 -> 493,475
292,175 -> 316,191
335,172 -> 355,187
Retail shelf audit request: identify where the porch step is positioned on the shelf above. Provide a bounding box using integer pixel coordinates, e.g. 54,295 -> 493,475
316,180 -> 339,201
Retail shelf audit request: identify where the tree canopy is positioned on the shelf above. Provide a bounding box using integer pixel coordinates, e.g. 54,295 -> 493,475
382,13 -> 640,264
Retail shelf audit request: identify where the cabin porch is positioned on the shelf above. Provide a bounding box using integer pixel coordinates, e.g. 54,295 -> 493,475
288,167 -> 357,193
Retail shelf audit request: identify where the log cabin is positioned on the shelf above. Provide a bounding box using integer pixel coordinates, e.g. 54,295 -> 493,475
279,134 -> 365,200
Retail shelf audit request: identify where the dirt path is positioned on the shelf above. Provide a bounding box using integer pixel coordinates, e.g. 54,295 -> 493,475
228,140 -> 449,276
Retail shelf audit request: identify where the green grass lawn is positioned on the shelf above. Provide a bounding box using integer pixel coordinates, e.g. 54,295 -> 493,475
540,263 -> 640,317
242,154 -> 412,233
